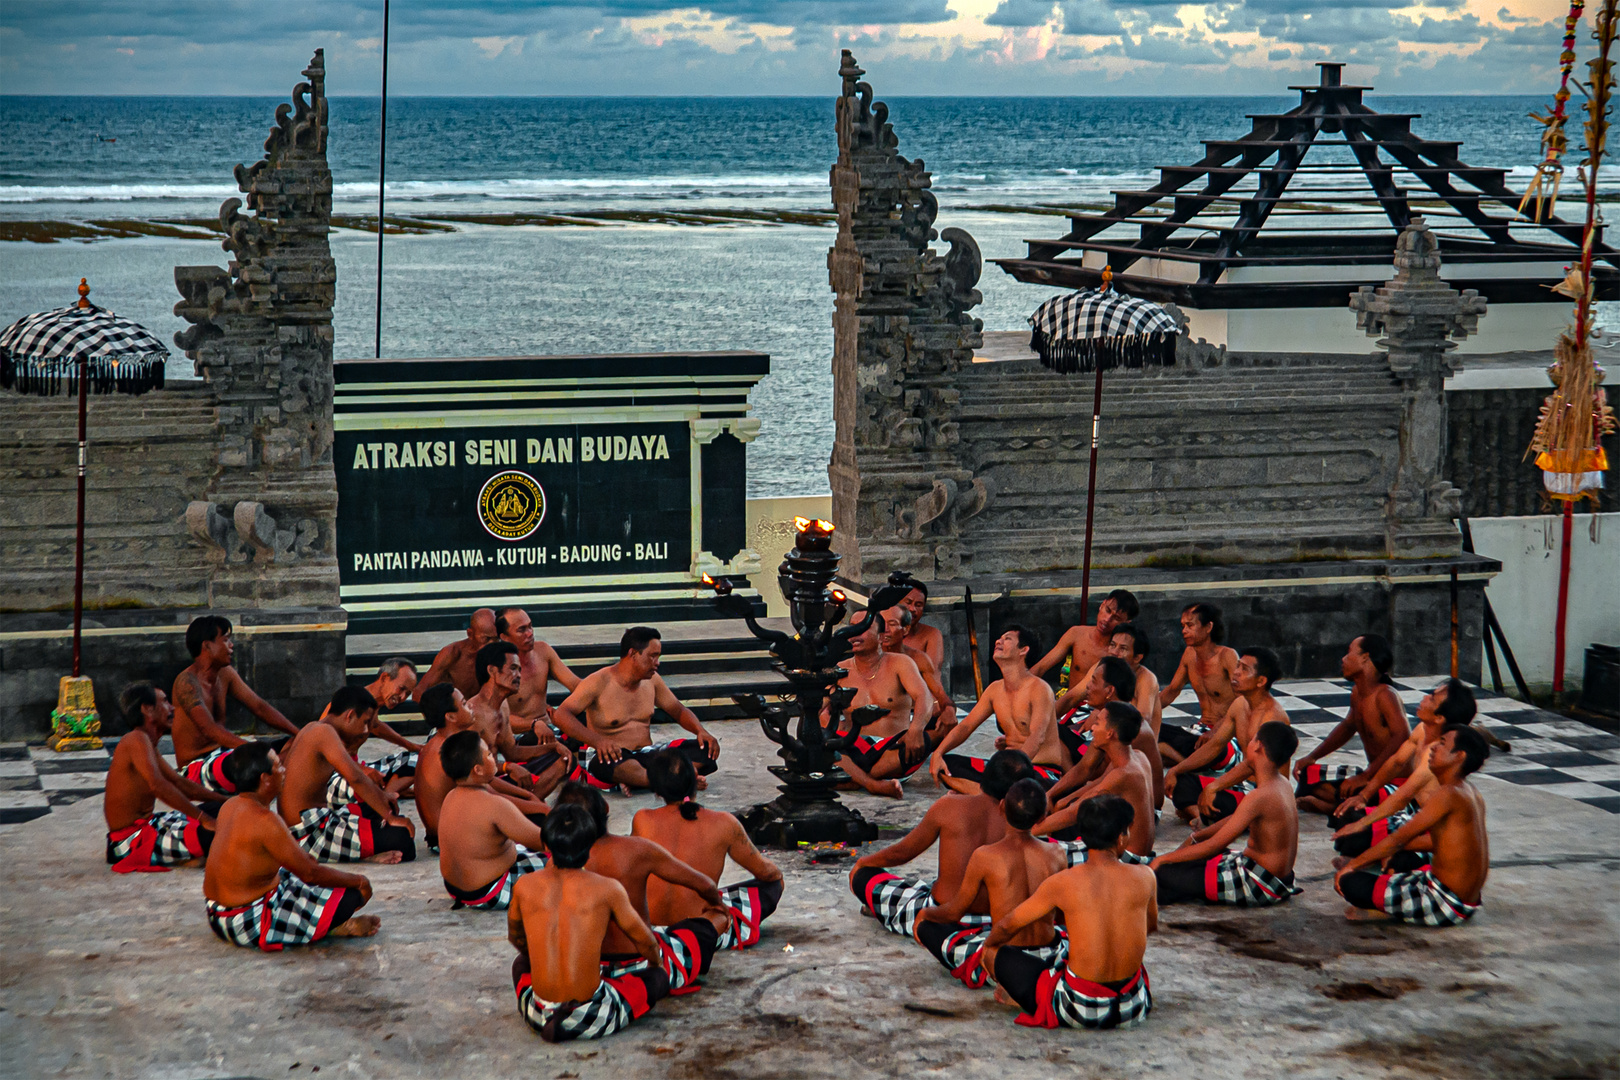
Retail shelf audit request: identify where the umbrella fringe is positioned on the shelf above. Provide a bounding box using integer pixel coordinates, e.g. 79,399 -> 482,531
1029,329 -> 1178,374
1,351 -> 166,397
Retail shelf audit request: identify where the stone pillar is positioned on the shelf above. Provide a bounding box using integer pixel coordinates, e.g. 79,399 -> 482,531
173,51 -> 340,609
827,51 -> 990,584
1350,217 -> 1485,558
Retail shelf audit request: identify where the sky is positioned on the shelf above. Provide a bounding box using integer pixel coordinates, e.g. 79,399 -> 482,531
0,0 -> 1572,96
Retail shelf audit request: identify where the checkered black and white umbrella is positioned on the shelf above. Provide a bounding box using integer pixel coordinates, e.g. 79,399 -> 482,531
1,301 -> 167,396
1028,288 -> 1178,374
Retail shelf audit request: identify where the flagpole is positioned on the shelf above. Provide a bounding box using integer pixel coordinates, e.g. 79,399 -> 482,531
374,0 -> 390,360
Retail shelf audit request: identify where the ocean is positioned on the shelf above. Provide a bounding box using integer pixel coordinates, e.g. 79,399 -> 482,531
0,94 -> 1571,495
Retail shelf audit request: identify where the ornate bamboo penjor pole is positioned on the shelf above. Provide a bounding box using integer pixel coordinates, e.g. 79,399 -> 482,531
1519,2 -> 1585,222
1527,0 -> 1620,697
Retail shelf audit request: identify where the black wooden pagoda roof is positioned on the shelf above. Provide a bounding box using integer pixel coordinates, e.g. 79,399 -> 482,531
995,63 -> 1618,309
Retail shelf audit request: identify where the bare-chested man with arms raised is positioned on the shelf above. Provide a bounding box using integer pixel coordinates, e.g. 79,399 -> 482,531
851,749 -> 1037,940
437,731 -> 551,911
203,743 -> 378,950
931,627 -> 1064,794
496,607 -> 581,739
1167,646 -> 1289,826
1156,603 -> 1240,767
105,682 -> 223,873
634,749 -> 784,950
1294,633 -> 1411,814
825,612 -> 936,798
982,794 -> 1156,1030
552,627 -> 720,792
895,576 -> 946,671
173,615 -> 300,796
1031,589 -> 1139,700
414,608 -> 497,701
466,640 -> 574,798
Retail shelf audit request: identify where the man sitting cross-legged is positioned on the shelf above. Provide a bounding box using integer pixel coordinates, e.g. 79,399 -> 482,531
983,794 -> 1157,1030
552,627 -> 721,792
277,686 -> 416,864
417,683 -> 551,854
1037,702 -> 1157,860
633,749 -> 784,950
508,804 -> 671,1042
851,749 -> 1037,939
1331,679 -> 1477,859
1169,646 -> 1289,828
438,731 -> 550,911
496,606 -> 582,741
203,743 -> 378,950
881,606 -> 958,730
323,658 -> 425,808
1335,725 -> 1490,926
556,782 -> 728,992
173,615 -> 300,796
1156,603 -> 1240,765
466,641 -> 574,798
1042,658 -> 1163,816
1294,634 -> 1411,815
914,777 -> 1068,989
823,611 -> 936,798
930,628 -> 1065,793
1152,721 -> 1301,907
1064,624 -> 1165,804
105,682 -> 224,873
414,607 -> 498,701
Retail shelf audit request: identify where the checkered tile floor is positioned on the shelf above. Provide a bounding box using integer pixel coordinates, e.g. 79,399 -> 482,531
4,677 -> 1617,829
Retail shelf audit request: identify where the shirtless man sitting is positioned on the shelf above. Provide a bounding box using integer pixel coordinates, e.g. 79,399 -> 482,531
1335,726 -> 1490,926
508,805 -> 670,1042
1331,680 -> 1477,859
825,612 -> 936,798
417,683 -> 550,853
881,606 -> 957,730
552,627 -> 720,792
1168,646 -> 1288,826
1294,634 -> 1411,816
895,576 -> 946,671
276,686 -> 416,864
172,615 -> 300,795
325,658 -> 425,807
497,607 -> 581,739
983,793 -> 1156,1030
203,743 -> 378,950
414,608 -> 498,701
930,627 -> 1064,793
555,782 -> 728,992
1153,721 -> 1301,907
438,731 -> 550,911
1043,657 -> 1161,809
851,749 -> 1037,940
467,640 -> 573,798
634,749 -> 784,950
1030,589 -> 1139,701
104,682 -> 223,873
1156,603 -> 1240,766
915,778 -> 1068,989
1058,623 -> 1162,762
1038,702 -> 1157,861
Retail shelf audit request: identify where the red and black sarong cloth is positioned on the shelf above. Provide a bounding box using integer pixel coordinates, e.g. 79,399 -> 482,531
205,868 -> 367,951
996,957 -> 1153,1030
106,810 -> 215,873
566,738 -> 716,790
940,754 -> 1065,791
444,846 -> 549,911
513,953 -> 669,1042
1155,850 -> 1299,907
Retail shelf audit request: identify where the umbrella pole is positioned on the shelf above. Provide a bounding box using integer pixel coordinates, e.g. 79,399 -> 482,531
1553,499 -> 1573,698
1080,362 -> 1103,618
73,350 -> 87,678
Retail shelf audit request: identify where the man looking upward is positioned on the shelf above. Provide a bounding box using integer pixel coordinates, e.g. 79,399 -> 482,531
930,627 -> 1064,794
173,615 -> 300,796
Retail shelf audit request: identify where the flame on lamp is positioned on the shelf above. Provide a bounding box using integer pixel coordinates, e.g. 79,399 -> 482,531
793,516 -> 836,535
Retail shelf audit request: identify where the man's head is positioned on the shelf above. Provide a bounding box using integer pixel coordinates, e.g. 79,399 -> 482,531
981,748 -> 1037,800
619,627 -> 663,678
224,743 -> 283,799
647,749 -> 701,818
1250,721 -> 1299,769
992,625 -> 1039,669
1096,589 -> 1140,635
897,577 -> 927,624
1234,646 -> 1281,695
439,730 -> 494,783
475,640 -> 520,692
1088,655 -> 1136,708
324,685 -> 378,738
543,803 -> 598,869
1432,725 -> 1489,780
119,682 -> 173,734
371,658 -> 418,708
1075,793 -> 1135,854
1002,777 -> 1048,832
878,607 -> 910,652
185,614 -> 234,663
1179,603 -> 1223,646
555,780 -> 610,837
496,607 -> 534,653
1419,678 -> 1478,727
420,683 -> 467,731
1096,700 -> 1143,747
468,608 -> 498,647
849,613 -> 882,655
1107,624 -> 1150,667
1343,633 -> 1394,684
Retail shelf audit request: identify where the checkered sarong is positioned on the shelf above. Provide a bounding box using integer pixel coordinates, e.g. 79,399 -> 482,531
569,738 -> 716,790
1296,762 -> 1362,798
1017,965 -> 1153,1030
182,747 -> 238,795
205,869 -> 348,951
289,804 -> 373,862
106,812 -> 205,873
1047,839 -> 1151,867
515,958 -> 666,1042
1372,867 -> 1480,926
715,877 -> 784,950
922,919 -> 1062,989
850,868 -> 935,938
327,750 -> 417,808
1204,851 -> 1300,907
444,846 -> 549,911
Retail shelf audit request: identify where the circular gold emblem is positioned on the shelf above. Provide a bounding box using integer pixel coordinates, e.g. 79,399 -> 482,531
478,470 -> 545,541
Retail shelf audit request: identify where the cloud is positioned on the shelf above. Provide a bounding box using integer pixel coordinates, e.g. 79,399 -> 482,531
985,0 -> 1058,28
1058,0 -> 1124,36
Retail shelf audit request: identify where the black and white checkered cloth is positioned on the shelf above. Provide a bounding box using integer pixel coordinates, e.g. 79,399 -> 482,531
714,877 -> 785,950
1049,839 -> 1152,866
1205,851 -> 1301,907
516,959 -> 667,1042
924,920 -> 1066,989
289,804 -> 370,862
1020,964 -> 1153,1030
445,846 -> 549,911
1372,867 -> 1481,926
1027,289 -> 1179,374
850,868 -> 938,938
636,917 -> 720,992
205,869 -> 348,951
0,303 -> 167,396
326,750 -> 417,808
106,811 -> 204,872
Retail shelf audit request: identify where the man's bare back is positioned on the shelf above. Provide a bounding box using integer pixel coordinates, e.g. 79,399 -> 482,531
439,782 -> 546,891
509,866 -> 654,1003
585,833 -> 722,953
989,850 -> 1156,984
920,828 -> 1066,949
633,802 -> 781,926
851,791 -> 1008,910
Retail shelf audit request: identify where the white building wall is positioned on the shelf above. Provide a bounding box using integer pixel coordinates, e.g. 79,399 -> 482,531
1179,302 -> 1568,355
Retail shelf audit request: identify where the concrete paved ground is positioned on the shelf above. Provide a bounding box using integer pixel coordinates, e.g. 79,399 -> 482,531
2,718 -> 1617,1080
